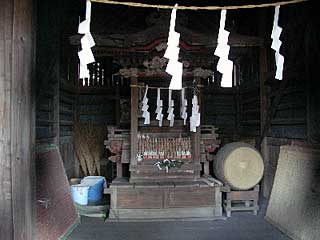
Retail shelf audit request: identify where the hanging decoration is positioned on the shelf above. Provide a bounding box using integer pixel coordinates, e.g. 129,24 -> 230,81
214,10 -> 233,88
154,159 -> 184,173
164,4 -> 183,90
180,88 -> 188,125
78,0 -> 95,84
271,6 -> 284,80
190,94 -> 200,132
142,85 -> 150,125
167,89 -> 175,127
155,88 -> 164,127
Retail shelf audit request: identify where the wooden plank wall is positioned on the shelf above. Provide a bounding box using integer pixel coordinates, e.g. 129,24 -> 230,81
0,0 -> 35,239
35,0 -> 62,143
36,0 -> 77,179
60,81 -> 76,177
201,47 -> 261,144
304,6 -> 320,144
267,6 -> 308,140
75,60 -> 130,128
261,4 -> 319,199
77,94 -> 115,126
238,50 -> 261,139
203,88 -> 239,144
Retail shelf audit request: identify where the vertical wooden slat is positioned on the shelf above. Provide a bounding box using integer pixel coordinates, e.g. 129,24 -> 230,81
0,0 -> 35,239
130,77 -> 138,167
0,0 -> 14,238
11,0 -> 34,239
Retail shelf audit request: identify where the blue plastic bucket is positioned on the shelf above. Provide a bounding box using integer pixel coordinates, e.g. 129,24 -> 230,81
70,184 -> 90,205
80,176 -> 105,203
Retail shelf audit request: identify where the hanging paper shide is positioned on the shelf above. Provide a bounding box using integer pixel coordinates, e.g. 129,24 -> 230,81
164,4 -> 183,90
78,0 -> 96,83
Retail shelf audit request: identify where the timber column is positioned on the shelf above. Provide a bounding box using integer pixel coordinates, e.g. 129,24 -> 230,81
0,0 -> 35,239
129,76 -> 139,175
192,77 -> 202,178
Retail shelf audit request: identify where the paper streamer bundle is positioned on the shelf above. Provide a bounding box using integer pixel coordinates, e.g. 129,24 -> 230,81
155,88 -> 164,127
167,90 -> 175,127
271,6 -> 284,80
190,95 -> 200,132
164,4 -> 183,90
180,88 -> 188,125
142,86 -> 150,125
214,10 -> 233,88
78,0 -> 95,84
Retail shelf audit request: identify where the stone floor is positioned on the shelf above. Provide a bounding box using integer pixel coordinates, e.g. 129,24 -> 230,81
67,198 -> 291,240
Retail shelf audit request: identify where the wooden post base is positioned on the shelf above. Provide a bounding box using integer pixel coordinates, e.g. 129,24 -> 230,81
222,185 -> 260,217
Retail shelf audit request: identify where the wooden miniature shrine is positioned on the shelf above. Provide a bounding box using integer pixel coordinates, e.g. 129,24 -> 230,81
105,77 -> 223,219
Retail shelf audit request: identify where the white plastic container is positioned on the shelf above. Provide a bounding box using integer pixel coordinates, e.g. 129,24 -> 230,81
70,184 -> 90,205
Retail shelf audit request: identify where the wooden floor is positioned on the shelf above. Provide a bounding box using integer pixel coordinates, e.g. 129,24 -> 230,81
67,198 -> 290,240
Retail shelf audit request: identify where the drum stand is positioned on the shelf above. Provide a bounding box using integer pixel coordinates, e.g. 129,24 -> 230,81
222,185 -> 260,217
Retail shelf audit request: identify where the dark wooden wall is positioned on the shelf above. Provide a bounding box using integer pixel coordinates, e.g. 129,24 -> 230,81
260,5 -> 313,141
202,48 -> 261,144
60,80 -> 76,177
77,92 -> 116,126
260,4 -> 319,198
238,49 -> 261,139
36,0 -> 78,178
0,0 -> 35,239
203,88 -> 239,144
305,7 -> 320,144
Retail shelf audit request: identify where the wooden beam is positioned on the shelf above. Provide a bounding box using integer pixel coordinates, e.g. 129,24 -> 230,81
0,0 -> 35,239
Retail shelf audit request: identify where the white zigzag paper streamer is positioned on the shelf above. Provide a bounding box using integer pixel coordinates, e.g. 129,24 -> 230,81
155,88 -> 164,127
142,86 -> 150,125
271,6 -> 284,80
214,10 -> 233,88
190,95 -> 200,132
180,88 -> 188,125
164,4 -> 183,90
78,0 -> 95,84
167,90 -> 175,127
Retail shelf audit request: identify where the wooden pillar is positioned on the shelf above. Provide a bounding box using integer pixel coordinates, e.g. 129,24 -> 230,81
0,0 -> 35,239
130,76 -> 138,167
192,77 -> 201,178
116,162 -> 123,178
234,62 -> 241,138
114,79 -> 121,125
258,9 -> 269,197
259,10 -> 268,141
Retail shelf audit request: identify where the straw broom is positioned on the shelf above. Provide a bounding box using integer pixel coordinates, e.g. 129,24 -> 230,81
74,121 -> 106,176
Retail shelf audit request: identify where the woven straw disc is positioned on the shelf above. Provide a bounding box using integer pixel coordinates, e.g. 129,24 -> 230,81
214,142 -> 264,190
